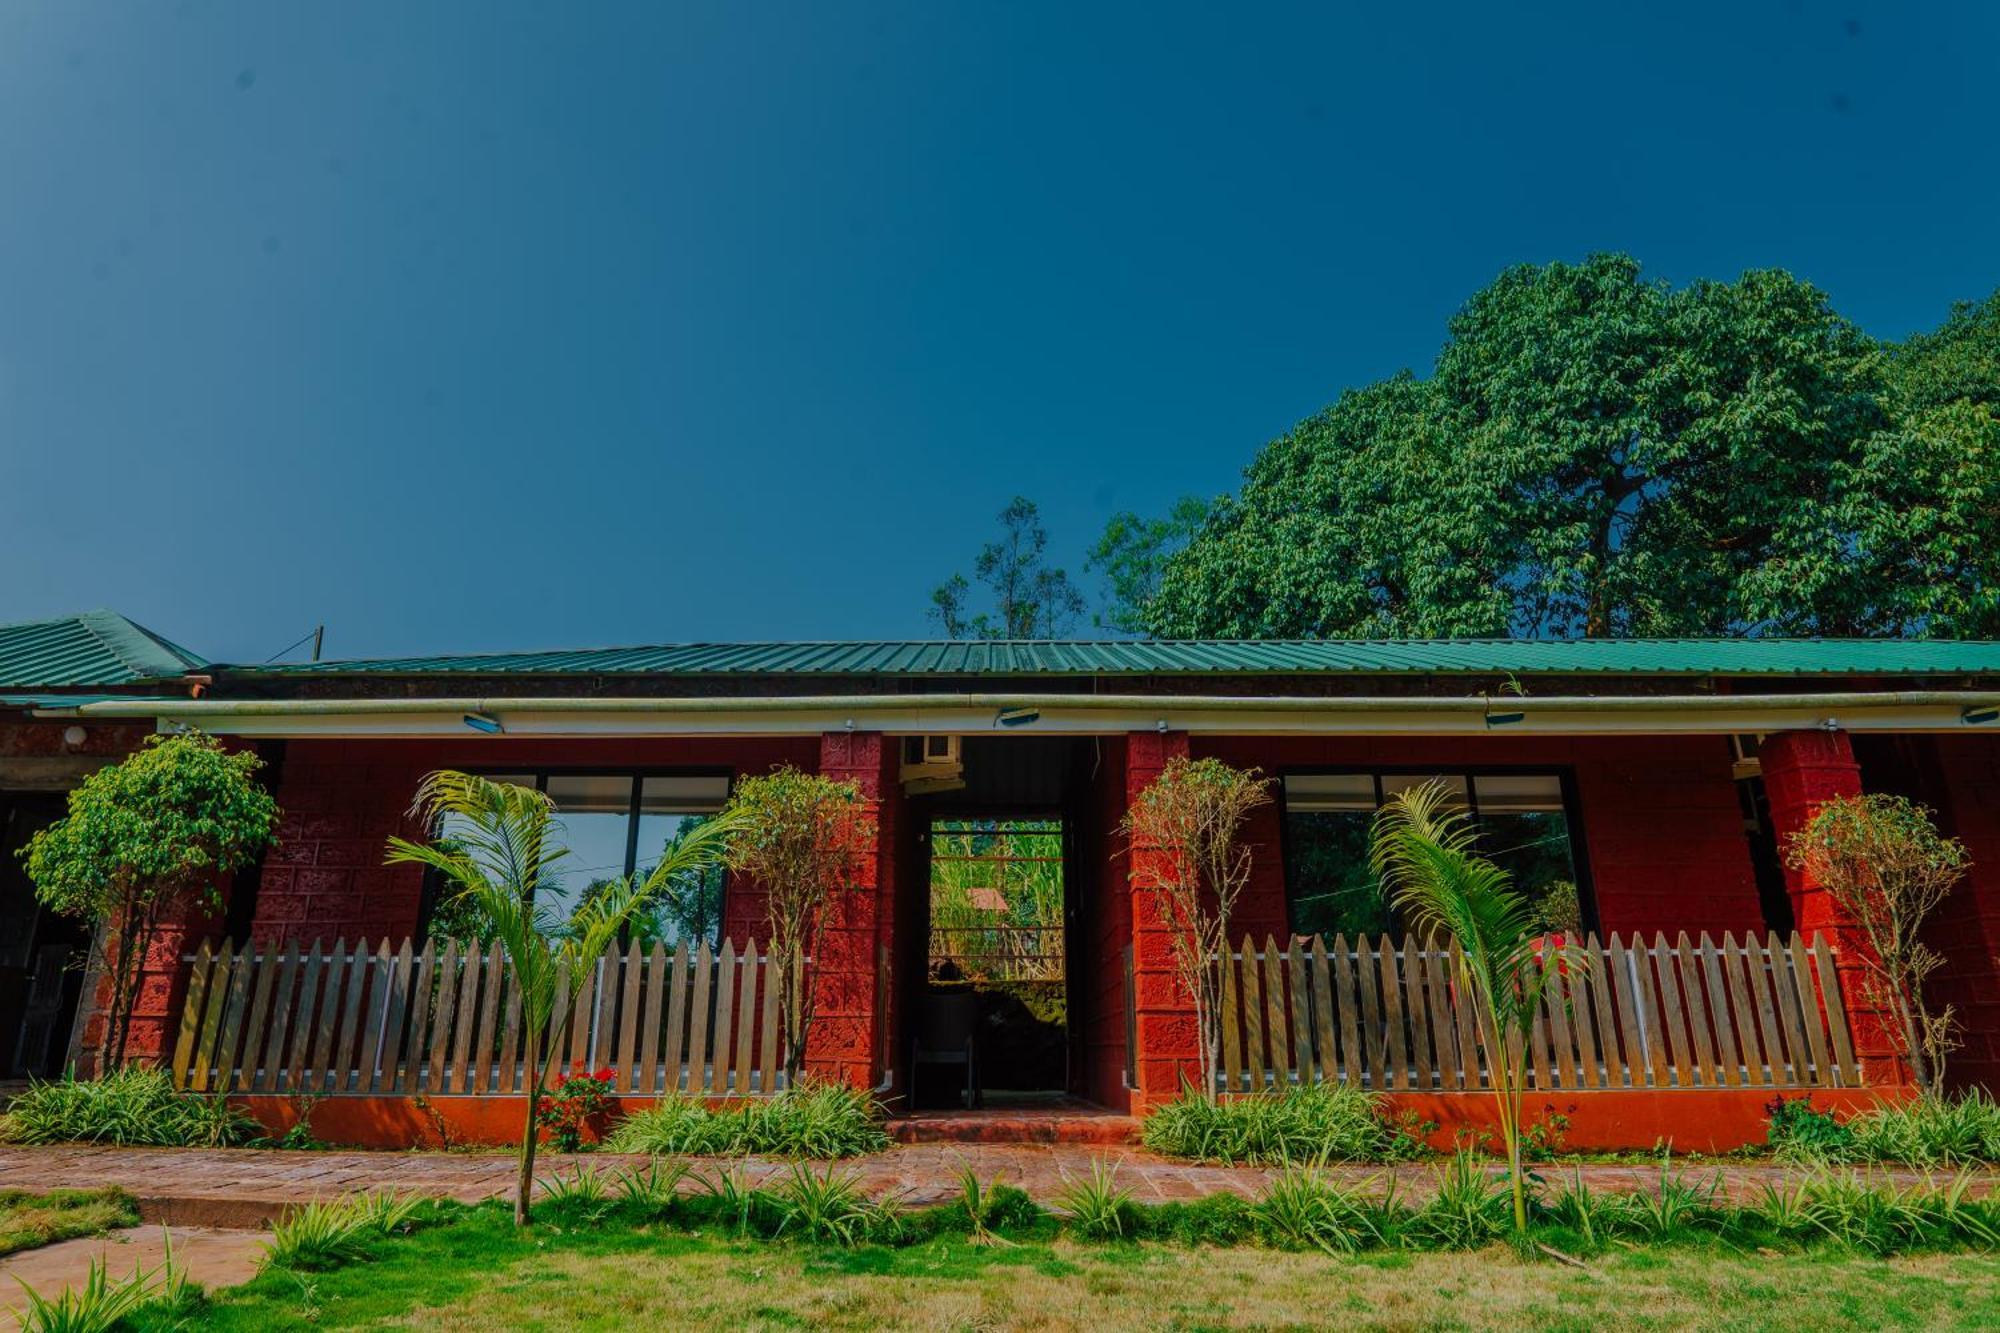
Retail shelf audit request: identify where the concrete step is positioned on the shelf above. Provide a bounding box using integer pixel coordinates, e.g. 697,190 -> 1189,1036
887,1110 -> 1140,1145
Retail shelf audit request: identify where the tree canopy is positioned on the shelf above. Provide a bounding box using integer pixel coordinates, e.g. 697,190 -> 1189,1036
1123,255 -> 2000,639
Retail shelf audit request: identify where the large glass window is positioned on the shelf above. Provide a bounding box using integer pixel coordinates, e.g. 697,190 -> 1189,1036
431,771 -> 730,945
1282,772 -> 1586,940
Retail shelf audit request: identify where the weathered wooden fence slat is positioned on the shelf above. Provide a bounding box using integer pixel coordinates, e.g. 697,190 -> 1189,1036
1203,931 -> 1862,1096
170,933 -> 785,1098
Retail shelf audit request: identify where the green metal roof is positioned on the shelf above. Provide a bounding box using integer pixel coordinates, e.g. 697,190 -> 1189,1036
229,637 -> 2000,679
0,610 -> 207,689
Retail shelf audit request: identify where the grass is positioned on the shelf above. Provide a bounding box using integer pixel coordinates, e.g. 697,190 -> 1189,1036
1139,1084 -> 1427,1164
602,1082 -> 890,1158
113,1195 -> 2000,1331
0,1068 -> 258,1148
0,1189 -> 139,1258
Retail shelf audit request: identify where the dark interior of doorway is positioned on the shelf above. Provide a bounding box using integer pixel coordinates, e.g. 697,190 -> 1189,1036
0,793 -> 91,1080
900,735 -> 1103,1111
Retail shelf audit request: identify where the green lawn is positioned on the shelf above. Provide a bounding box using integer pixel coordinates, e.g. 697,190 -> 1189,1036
0,1188 -> 138,1258
150,1202 -> 2000,1331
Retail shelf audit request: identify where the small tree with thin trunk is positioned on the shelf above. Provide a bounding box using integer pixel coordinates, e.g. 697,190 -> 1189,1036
719,767 -> 874,1084
1371,779 -> 1588,1233
387,771 -> 741,1226
1121,757 -> 1271,1100
1785,793 -> 1969,1095
20,731 -> 279,1072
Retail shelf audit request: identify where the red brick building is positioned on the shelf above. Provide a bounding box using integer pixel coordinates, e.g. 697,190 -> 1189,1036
9,620 -> 2000,1148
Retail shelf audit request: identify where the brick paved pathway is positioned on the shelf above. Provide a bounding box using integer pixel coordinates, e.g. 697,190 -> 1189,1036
1,1145 -> 1990,1228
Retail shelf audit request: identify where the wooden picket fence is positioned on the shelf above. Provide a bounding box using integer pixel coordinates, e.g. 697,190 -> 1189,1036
1214,931 -> 1860,1094
169,937 -> 791,1097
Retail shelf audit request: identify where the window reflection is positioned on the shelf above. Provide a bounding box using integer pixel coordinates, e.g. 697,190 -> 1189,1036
1282,772 -> 1585,939
427,772 -> 730,945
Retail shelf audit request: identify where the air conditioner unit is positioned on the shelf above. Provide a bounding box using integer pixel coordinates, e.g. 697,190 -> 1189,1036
900,734 -> 965,794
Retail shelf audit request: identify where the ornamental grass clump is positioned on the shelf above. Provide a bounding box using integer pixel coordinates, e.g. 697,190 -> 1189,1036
1249,1161 -> 1394,1255
602,1083 -> 889,1158
1765,1091 -> 2000,1168
1140,1083 -> 1420,1165
0,1068 -> 256,1148
1846,1092 -> 2000,1167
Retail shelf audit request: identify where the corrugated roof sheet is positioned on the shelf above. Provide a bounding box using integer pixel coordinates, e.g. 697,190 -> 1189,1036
230,637 -> 2000,678
0,610 -> 207,688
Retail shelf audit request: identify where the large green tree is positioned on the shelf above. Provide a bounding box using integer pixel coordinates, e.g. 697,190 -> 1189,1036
1128,256 -> 2000,639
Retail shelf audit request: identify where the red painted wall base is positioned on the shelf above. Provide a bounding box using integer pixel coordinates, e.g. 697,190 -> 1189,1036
1382,1086 -> 1914,1155
234,1085 -> 1915,1153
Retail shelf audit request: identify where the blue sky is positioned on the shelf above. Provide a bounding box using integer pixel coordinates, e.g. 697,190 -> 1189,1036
2,3 -> 1995,663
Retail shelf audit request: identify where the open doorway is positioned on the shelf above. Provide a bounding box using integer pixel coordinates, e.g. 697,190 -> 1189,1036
914,816 -> 1068,1106
0,793 -> 90,1080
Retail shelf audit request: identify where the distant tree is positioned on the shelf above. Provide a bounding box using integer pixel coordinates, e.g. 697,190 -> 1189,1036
1086,496 -> 1209,633
21,732 -> 279,1071
1117,256 -> 2000,640
930,496 -> 1087,638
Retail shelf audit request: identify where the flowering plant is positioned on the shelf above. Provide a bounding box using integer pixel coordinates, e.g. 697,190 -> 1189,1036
536,1062 -> 616,1152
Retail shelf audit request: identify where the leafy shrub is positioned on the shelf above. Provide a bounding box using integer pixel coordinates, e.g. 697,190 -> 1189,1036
1250,1162 -> 1392,1254
1401,1151 -> 1510,1250
1846,1092 -> 2000,1167
539,1165 -> 614,1226
604,1082 -> 889,1158
612,1159 -> 690,1218
1139,1084 -> 1423,1165
537,1064 -> 616,1152
772,1162 -> 878,1246
1616,1158 -> 1722,1239
264,1200 -> 374,1272
12,1252 -> 160,1333
1538,1168 -> 1614,1249
1133,1192 -> 1255,1247
1054,1159 -> 1136,1239
1766,1092 -> 2000,1168
0,1068 -> 257,1148
262,1191 -> 423,1271
1766,1095 -> 1857,1160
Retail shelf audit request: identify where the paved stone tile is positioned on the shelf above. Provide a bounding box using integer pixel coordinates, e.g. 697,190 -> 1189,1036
0,1144 -> 1991,1221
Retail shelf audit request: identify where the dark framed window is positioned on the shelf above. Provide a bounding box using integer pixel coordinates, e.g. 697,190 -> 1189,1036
1280,771 -> 1590,940
425,770 -> 731,946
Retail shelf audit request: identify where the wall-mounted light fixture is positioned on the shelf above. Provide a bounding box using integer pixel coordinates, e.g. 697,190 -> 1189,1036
1962,704 -> 2000,726
996,706 -> 1039,728
1484,709 -> 1525,728
463,711 -> 503,734
62,725 -> 87,749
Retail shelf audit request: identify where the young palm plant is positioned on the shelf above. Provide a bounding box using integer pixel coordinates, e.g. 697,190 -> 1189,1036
1368,779 -> 1588,1233
386,770 -> 741,1226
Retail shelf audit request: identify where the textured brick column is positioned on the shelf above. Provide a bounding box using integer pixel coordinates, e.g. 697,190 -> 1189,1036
1126,730 -> 1198,1106
1760,728 -> 1900,1083
802,732 -> 897,1090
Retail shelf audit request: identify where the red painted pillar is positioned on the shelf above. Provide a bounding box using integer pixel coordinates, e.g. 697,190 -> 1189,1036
803,732 -> 897,1091
1125,730 -> 1199,1107
1760,729 -> 1902,1084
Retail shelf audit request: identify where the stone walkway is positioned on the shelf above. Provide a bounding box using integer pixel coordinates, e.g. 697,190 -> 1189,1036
1,1225 -> 265,1329
1,1145 -> 1991,1228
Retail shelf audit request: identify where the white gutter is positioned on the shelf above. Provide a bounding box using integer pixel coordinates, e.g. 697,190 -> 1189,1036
43,690 -> 2000,737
